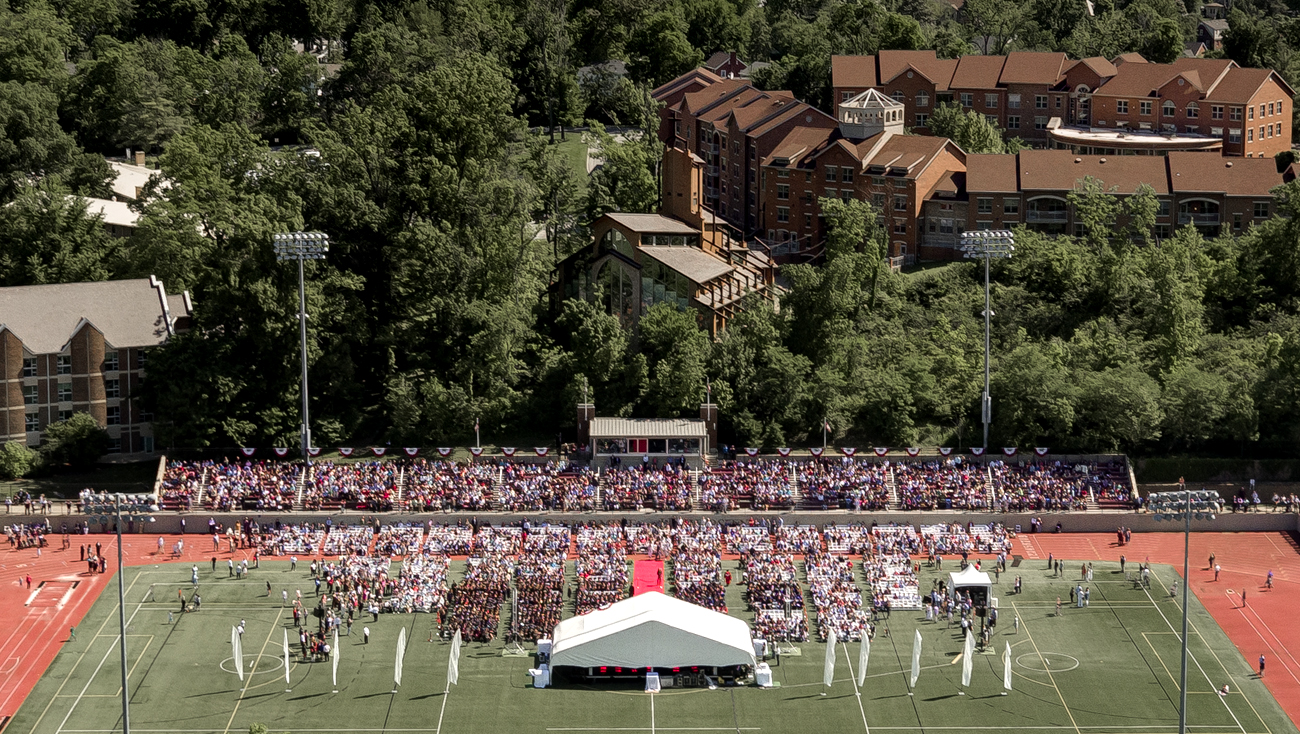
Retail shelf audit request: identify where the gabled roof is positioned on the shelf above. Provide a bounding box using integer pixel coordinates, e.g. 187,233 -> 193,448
108,161 -> 165,201
603,213 -> 700,235
762,125 -> 835,167
1200,18 -> 1230,31
1113,52 -> 1148,65
831,55 -> 879,88
1205,67 -> 1295,103
705,51 -> 732,69
950,54 -> 1006,90
78,197 -> 138,228
0,277 -> 185,355
999,51 -> 1069,86
1092,62 -> 1186,97
1071,57 -> 1119,80
1167,152 -> 1281,196
1016,150 -> 1169,194
638,246 -> 733,284
966,154 -> 1020,193
878,50 -> 956,90
652,68 -> 723,101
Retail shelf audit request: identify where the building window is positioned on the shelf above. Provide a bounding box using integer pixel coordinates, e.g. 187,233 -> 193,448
977,197 -> 993,214
892,90 -> 906,103
1055,96 -> 1062,108
105,378 -> 120,399
107,438 -> 121,454
1007,116 -> 1020,129
916,91 -> 929,108
1116,100 -> 1129,114
57,382 -> 72,402
960,93 -> 973,107
1248,107 -> 1254,120
22,357 -> 37,377
1163,101 -> 1175,116
872,193 -> 885,208
1259,103 -> 1266,118
58,409 -> 73,422
1034,117 -> 1047,130
104,351 -> 119,371
774,167 -> 786,178
1229,129 -> 1242,143
842,91 -> 853,102
825,166 -> 837,182
777,184 -> 790,200
57,354 -> 71,374
1268,102 -> 1275,115
1158,200 -> 1170,217
1230,107 -> 1242,121
985,93 -> 998,108
915,113 -> 929,127
1248,128 -> 1254,142
1187,104 -> 1199,119
1140,100 -> 1152,116
776,207 -> 790,223
1186,125 -> 1199,134
893,195 -> 907,211
1155,224 -> 1172,239
1007,94 -> 1021,109
1255,202 -> 1269,218
1212,105 -> 1223,120
107,405 -> 121,425
26,413 -> 39,432
985,114 -> 998,125
1211,127 -> 1223,136
23,385 -> 37,405
840,168 -> 853,183
893,219 -> 906,234
1003,198 -> 1019,215
939,219 -> 954,234
872,176 -> 886,187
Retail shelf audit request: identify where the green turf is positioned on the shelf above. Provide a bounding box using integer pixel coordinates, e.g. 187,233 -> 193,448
9,557 -> 1297,734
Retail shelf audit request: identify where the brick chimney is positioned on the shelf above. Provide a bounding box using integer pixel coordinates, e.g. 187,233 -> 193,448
700,402 -> 718,452
576,402 -> 596,448
134,150 -> 145,166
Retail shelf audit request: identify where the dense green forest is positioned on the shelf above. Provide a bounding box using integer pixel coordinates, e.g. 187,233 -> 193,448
0,0 -> 1298,456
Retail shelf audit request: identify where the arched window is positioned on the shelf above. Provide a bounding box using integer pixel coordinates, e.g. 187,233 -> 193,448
892,90 -> 906,103
601,228 -> 636,261
1186,102 -> 1199,119
1163,101 -> 1176,116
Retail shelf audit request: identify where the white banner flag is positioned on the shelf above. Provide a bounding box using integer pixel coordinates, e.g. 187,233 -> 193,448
856,636 -> 870,687
395,627 -> 407,687
284,630 -> 291,687
332,629 -> 340,688
1003,641 -> 1012,691
961,631 -> 974,687
823,629 -> 837,688
448,629 -> 462,685
910,630 -> 922,688
232,627 -> 243,682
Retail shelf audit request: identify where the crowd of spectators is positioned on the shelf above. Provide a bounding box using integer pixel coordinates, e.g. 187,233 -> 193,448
404,460 -> 496,511
575,525 -> 628,615
806,551 -> 871,641
474,526 -> 522,554
920,522 -> 1011,557
305,461 -> 397,511
424,524 -> 474,555
603,465 -> 692,511
672,520 -> 725,611
255,523 -> 325,556
323,525 -> 374,556
698,461 -> 794,511
159,461 -> 204,510
320,555 -> 394,622
205,460 -> 300,511
741,550 -> 807,642
513,538 -> 566,641
824,524 -> 872,555
774,525 -> 821,555
799,459 -> 890,510
863,525 -> 922,611
895,459 -> 990,510
374,523 -> 424,556
726,525 -> 772,554
989,461 -> 1093,511
443,553 -> 512,642
623,523 -> 674,558
391,552 -> 448,613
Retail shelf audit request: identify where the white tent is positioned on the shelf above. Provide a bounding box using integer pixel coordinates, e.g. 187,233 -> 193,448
949,565 -> 992,600
549,592 -> 757,670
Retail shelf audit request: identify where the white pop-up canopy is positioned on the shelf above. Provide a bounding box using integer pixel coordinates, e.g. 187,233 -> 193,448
549,592 -> 757,669
950,565 -> 992,595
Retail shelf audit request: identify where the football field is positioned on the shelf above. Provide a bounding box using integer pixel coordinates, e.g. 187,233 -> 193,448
7,558 -> 1297,734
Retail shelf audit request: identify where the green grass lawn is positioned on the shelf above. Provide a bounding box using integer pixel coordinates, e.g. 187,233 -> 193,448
10,557 -> 1296,734
551,135 -> 590,197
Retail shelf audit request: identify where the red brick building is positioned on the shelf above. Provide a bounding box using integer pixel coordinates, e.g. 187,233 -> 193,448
0,277 -> 191,458
831,51 -> 1293,158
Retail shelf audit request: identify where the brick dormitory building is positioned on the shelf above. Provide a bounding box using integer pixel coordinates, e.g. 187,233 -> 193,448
0,277 -> 192,458
652,56 -> 1294,265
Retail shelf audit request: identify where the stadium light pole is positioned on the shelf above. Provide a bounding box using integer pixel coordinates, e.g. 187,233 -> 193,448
274,232 -> 329,464
959,230 -> 1014,451
82,492 -> 157,734
1150,483 -> 1220,734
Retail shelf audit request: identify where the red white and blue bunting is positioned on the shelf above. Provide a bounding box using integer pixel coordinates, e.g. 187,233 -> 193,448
938,447 -> 953,456
874,447 -> 889,456
469,447 -> 484,457
970,447 -> 986,456
1002,447 -> 1017,456
501,447 -> 517,457
371,447 -> 387,457
745,447 -> 759,456
273,448 -> 289,457
841,447 -> 857,457
809,447 -> 825,457
906,447 -> 921,457
437,447 -> 453,457
404,447 -> 420,457
777,447 -> 791,457
338,448 -> 354,457
1035,447 -> 1050,456
535,447 -> 550,456
307,447 -> 321,457
240,447 -> 255,457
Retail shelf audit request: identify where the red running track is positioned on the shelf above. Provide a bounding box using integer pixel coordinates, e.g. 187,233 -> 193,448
1018,530 -> 1300,729
632,560 -> 665,596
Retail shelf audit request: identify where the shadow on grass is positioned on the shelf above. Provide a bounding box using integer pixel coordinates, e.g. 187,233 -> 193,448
290,692 -> 331,701
409,692 -> 446,700
924,694 -> 959,701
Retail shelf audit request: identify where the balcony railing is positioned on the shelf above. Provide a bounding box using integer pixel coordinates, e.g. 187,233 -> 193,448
1026,210 -> 1069,223
1178,213 -> 1220,225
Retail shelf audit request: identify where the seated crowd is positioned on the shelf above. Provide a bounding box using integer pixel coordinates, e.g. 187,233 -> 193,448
374,523 -> 425,556
443,552 -> 512,642
895,459 -> 990,510
424,523 -> 474,555
513,539 -> 567,641
305,461 -> 397,511
205,460 -> 300,511
403,460 -> 496,511
575,525 -> 629,615
322,525 -> 374,556
159,460 -> 204,510
806,550 -> 871,641
255,522 -> 326,556
989,461 -> 1093,511
603,465 -> 692,511
672,520 -> 726,612
741,550 -> 807,642
920,522 -> 1011,557
799,459 -> 890,510
699,461 -> 794,511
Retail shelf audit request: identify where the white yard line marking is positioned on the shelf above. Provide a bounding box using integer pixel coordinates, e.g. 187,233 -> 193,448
1012,602 -> 1082,734
220,610 -> 284,734
1142,568 -> 1248,734
649,691 -> 655,734
841,641 -> 870,734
